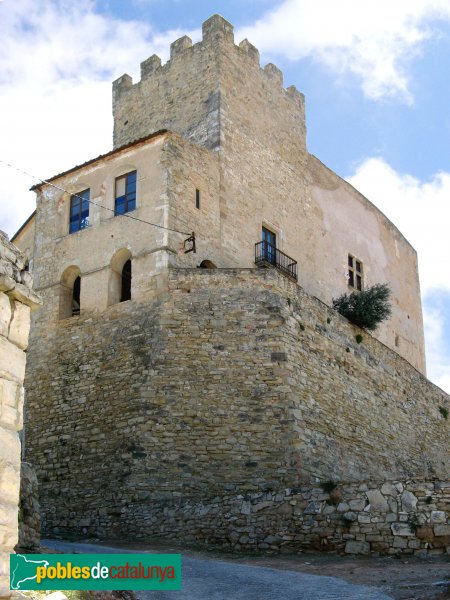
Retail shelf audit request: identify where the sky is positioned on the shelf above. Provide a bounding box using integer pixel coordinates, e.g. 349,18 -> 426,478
0,0 -> 449,393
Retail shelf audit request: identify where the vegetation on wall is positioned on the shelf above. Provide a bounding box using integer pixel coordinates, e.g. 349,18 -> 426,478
333,283 -> 392,332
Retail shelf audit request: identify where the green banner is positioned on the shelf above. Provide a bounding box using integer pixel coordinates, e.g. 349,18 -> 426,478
10,553 -> 181,591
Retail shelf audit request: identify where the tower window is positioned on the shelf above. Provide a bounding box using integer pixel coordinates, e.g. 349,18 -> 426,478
348,254 -> 363,291
69,189 -> 90,233
195,188 -> 200,209
115,171 -> 137,215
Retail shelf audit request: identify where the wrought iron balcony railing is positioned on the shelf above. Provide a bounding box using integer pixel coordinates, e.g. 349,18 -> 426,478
255,241 -> 298,281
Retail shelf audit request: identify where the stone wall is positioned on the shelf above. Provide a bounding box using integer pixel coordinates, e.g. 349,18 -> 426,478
111,14 -> 425,373
23,268 -> 448,554
17,462 -> 40,552
0,231 -> 40,599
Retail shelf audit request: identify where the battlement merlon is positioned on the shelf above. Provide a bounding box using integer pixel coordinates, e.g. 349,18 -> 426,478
112,14 -> 306,156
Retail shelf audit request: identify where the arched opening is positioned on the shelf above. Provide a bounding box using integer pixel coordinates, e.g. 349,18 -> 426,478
108,248 -> 132,305
60,266 -> 81,319
72,276 -> 81,315
199,260 -> 217,269
121,259 -> 132,302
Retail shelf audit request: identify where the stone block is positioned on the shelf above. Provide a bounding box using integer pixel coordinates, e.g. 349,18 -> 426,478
434,524 -> 450,537
0,275 -> 15,293
391,522 -> 413,536
345,540 -> 370,555
8,302 -> 31,350
349,498 -> 366,511
0,463 -> 20,505
0,381 -> 22,430
381,483 -> 397,496
0,431 -> 20,487
416,526 -> 434,541
401,491 -> 418,512
0,293 -> 11,338
393,536 -> 408,548
430,511 -> 446,524
366,490 -> 389,512
0,337 -> 26,384
0,504 -> 18,527
8,283 -> 41,308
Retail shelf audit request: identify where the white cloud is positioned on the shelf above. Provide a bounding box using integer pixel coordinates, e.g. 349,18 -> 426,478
237,0 -> 450,102
423,302 -> 450,393
0,0 -> 191,236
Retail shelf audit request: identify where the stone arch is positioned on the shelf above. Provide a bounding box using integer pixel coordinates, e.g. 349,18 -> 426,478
108,248 -> 132,305
199,260 -> 217,269
60,265 -> 81,319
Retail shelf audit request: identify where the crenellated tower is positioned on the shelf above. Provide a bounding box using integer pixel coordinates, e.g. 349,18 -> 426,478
112,15 -> 306,166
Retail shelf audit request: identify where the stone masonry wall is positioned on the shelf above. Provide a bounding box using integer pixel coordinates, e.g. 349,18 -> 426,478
112,13 -> 426,371
23,267 -> 448,555
17,462 -> 40,552
0,231 -> 40,599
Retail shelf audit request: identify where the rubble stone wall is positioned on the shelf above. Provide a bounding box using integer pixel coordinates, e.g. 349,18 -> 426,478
17,462 -> 40,552
0,232 -> 40,599
24,268 -> 448,555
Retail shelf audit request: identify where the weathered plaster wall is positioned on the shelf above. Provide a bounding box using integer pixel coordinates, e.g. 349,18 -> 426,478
0,232 -> 40,599
24,268 -> 448,554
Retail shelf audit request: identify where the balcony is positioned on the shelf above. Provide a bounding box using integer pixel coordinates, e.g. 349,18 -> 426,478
255,241 -> 298,281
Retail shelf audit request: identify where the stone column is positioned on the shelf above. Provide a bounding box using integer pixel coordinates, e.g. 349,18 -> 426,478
0,231 -> 41,599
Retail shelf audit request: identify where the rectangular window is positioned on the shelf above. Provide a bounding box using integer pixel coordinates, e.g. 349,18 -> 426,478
115,171 -> 137,215
69,189 -> 90,233
195,188 -> 200,209
262,226 -> 276,264
348,254 -> 363,291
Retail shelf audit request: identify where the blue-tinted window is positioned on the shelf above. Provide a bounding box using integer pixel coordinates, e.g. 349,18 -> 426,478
115,171 -> 137,215
69,189 -> 90,233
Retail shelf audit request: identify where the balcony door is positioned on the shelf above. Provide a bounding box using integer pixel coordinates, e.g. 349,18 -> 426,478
262,227 -> 276,264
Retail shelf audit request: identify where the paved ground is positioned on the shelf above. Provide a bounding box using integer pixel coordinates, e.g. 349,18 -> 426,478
42,539 -> 395,600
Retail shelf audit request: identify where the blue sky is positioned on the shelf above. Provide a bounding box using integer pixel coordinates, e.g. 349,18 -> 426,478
0,0 -> 449,392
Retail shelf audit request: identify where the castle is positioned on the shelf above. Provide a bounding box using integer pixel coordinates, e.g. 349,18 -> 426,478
13,15 -> 449,555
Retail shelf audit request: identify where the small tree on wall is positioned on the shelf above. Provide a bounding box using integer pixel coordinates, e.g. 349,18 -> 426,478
332,283 -> 392,331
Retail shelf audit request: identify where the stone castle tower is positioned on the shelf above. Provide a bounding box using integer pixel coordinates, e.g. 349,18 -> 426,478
13,15 -> 449,555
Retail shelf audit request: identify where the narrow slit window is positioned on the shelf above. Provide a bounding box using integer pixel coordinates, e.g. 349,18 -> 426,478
72,276 -> 81,316
121,259 -> 132,302
195,188 -> 200,209
348,254 -> 363,291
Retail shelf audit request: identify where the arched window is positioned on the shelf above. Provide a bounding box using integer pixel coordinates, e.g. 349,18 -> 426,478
72,276 -> 81,315
108,249 -> 132,305
199,260 -> 217,269
60,266 -> 81,319
121,259 -> 131,302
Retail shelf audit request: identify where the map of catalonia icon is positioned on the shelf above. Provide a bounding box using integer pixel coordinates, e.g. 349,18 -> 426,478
10,555 -> 50,590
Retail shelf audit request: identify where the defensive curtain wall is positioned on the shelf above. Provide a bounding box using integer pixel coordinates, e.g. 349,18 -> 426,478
0,232 -> 40,599
23,268 -> 449,555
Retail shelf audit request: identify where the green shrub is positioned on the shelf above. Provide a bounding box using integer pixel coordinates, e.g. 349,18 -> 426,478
438,406 -> 448,419
355,334 -> 363,344
332,283 -> 391,331
321,480 -> 337,493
